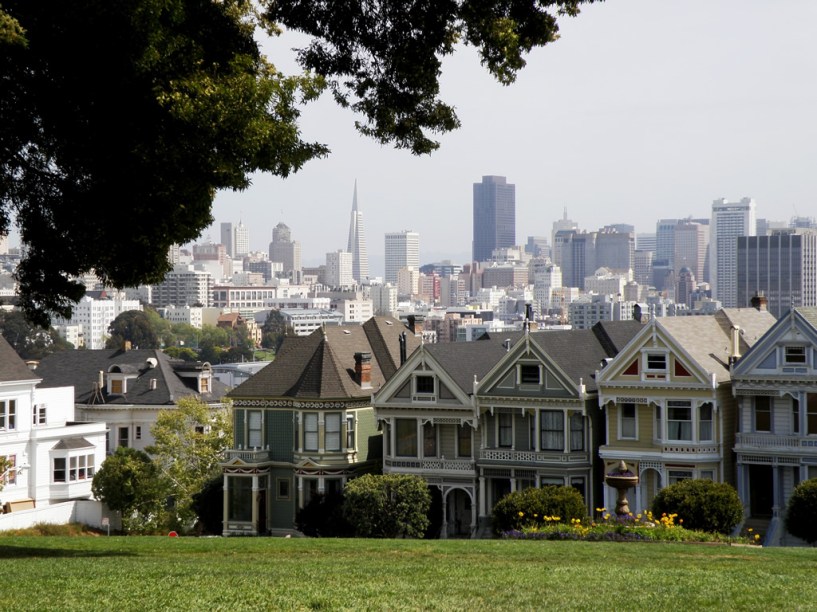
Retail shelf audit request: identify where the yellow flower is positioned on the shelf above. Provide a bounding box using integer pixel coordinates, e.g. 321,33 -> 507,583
747,528 -> 753,532
518,511 -> 524,518
754,534 -> 760,541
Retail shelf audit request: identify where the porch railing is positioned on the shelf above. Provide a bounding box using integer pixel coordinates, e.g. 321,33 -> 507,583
385,457 -> 475,472
478,449 -> 589,464
735,433 -> 817,450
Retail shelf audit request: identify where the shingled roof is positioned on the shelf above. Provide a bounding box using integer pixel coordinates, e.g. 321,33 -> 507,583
33,348 -> 228,405
228,316 -> 422,401
0,335 -> 41,383
421,334 -> 520,395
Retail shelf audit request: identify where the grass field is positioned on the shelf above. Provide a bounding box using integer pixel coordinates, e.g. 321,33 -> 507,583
1,536 -> 815,611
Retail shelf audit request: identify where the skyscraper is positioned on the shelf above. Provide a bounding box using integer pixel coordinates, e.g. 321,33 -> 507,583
220,222 -> 234,258
384,231 -> 420,285
737,229 -> 817,317
472,175 -> 515,263
234,220 -> 250,258
346,181 -> 369,283
325,250 -> 354,289
269,222 -> 302,280
710,197 -> 756,307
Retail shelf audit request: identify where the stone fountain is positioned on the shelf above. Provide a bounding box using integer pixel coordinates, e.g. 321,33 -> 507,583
604,460 -> 639,516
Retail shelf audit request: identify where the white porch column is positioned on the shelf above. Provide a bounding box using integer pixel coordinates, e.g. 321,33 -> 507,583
251,475 -> 259,533
534,409 -> 540,452
440,488 -> 448,539
297,475 -> 304,509
478,476 -> 487,519
222,473 -> 230,534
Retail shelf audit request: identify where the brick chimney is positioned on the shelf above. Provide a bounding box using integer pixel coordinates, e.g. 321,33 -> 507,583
751,292 -> 768,312
354,352 -> 372,390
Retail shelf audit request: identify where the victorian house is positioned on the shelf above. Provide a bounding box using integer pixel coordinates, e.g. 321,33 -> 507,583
596,304 -> 775,514
731,306 -> 817,544
221,317 -> 420,536
372,321 -> 643,537
34,346 -> 227,454
0,336 -> 107,525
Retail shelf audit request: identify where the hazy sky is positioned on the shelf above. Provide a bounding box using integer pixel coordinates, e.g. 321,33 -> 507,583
204,0 -> 817,276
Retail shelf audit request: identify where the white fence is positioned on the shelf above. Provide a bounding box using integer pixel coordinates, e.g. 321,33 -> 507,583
0,500 -> 121,532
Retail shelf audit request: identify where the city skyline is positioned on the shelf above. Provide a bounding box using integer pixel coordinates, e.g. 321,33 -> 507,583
199,1 -> 817,276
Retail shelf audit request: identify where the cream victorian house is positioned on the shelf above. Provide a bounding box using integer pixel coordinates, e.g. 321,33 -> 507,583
596,304 -> 775,514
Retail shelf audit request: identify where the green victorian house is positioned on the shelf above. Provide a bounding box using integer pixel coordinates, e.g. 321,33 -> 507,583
220,316 -> 420,535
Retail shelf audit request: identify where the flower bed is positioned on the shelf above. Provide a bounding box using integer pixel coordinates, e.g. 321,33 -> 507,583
502,509 -> 757,544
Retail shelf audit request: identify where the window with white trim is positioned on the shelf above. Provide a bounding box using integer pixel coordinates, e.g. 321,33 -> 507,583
248,410 -> 263,448
346,414 -> 356,450
53,454 -> 95,483
1,455 -> 16,486
540,410 -> 564,451
754,396 -> 771,433
620,403 -> 637,439
33,404 -> 47,426
668,470 -> 693,485
0,400 -> 17,431
699,403 -> 713,442
785,346 -> 807,364
325,412 -> 341,452
645,353 -> 667,371
423,422 -> 437,457
415,375 -> 435,394
654,404 -> 663,441
667,401 -> 692,441
498,413 -> 513,448
570,413 -> 584,451
395,418 -> 417,457
303,413 -> 318,451
808,394 -> 817,435
519,364 -> 540,385
457,425 -> 472,458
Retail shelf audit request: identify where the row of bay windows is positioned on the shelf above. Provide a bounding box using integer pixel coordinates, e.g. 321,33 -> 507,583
244,410 -> 356,453
745,393 -> 817,435
385,410 -> 586,459
617,401 -> 714,443
0,400 -> 48,431
1,453 -> 96,485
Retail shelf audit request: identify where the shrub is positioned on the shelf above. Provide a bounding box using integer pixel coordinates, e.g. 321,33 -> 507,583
785,478 -> 817,544
296,492 -> 353,537
342,474 -> 431,538
492,486 -> 586,535
191,476 -> 224,535
651,479 -> 743,534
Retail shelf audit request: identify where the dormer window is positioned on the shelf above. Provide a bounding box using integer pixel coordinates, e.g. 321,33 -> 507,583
785,346 -> 807,365
519,364 -> 541,385
412,374 -> 436,402
646,353 -> 667,371
110,378 -> 124,394
199,375 -> 210,393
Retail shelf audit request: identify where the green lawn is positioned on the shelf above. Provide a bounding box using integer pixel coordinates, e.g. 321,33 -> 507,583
0,536 -> 814,610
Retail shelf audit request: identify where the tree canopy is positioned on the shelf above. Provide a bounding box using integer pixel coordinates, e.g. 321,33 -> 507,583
0,309 -> 73,359
106,310 -> 161,350
1,1 -> 593,325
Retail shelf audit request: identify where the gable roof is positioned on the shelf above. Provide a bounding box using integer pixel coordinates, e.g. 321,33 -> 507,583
228,316 -> 421,401
33,349 -> 228,405
656,308 -> 776,382
0,335 -> 41,384
421,334 -> 521,395
732,306 -> 817,376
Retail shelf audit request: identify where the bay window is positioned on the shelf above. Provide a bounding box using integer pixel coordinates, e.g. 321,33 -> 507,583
423,422 -> 437,457
570,413 -> 584,451
754,397 -> 771,432
620,403 -> 636,439
457,425 -> 472,457
248,410 -> 263,448
395,418 -> 418,457
325,413 -> 341,451
667,401 -> 692,441
699,403 -> 713,441
498,413 -> 513,448
303,413 -> 318,451
540,410 -> 564,451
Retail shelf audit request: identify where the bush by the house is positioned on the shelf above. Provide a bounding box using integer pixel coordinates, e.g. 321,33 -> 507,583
296,492 -> 353,537
785,478 -> 817,544
651,479 -> 743,535
342,474 -> 430,538
492,485 -> 586,535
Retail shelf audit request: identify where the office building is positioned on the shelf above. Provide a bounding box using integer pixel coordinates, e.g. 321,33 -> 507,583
551,208 -> 578,266
384,230 -> 419,285
711,197 -> 756,307
234,221 -> 249,258
737,230 -> 817,317
346,181 -> 369,283
220,222 -> 234,258
326,250 -> 354,289
673,220 -> 709,283
152,264 -> 214,309
472,175 -> 515,263
269,222 -> 302,280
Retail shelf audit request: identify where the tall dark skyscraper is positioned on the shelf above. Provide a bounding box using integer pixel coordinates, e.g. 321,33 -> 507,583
472,175 -> 515,263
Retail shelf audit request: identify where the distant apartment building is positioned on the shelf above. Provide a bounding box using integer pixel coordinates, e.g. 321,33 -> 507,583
280,308 -> 344,336
532,260 -> 562,313
481,264 -> 529,289
385,231 -> 420,285
220,222 -> 234,258
438,275 -> 468,308
473,175 -> 515,263
370,283 -> 398,316
583,268 -> 630,297
633,250 -> 654,287
325,250 -> 354,289
397,267 -> 420,298
711,197 -> 756,307
212,284 -> 311,314
51,292 -> 143,350
158,305 -> 204,328
152,264 -> 214,309
568,294 -> 636,330
737,229 -> 817,317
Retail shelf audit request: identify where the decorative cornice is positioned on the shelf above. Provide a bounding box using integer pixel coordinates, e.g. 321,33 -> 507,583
233,398 -> 371,410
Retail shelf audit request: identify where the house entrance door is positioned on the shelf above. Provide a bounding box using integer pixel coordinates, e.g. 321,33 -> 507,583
749,465 -> 773,518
